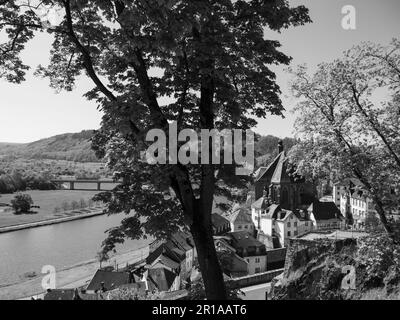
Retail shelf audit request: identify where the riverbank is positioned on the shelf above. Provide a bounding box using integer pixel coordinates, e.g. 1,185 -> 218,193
0,210 -> 105,234
0,245 -> 150,300
0,190 -> 103,229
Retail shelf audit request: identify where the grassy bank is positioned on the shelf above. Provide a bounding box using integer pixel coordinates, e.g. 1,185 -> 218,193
0,190 -> 103,228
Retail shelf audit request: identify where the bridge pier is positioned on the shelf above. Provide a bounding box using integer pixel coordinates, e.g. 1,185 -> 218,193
97,182 -> 101,191
70,182 -> 75,190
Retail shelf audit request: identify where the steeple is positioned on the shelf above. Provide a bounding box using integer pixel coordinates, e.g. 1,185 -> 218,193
278,140 -> 284,154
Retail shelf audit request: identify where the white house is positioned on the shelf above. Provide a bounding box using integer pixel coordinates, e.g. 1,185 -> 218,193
224,203 -> 255,232
308,201 -> 345,230
251,197 -> 312,247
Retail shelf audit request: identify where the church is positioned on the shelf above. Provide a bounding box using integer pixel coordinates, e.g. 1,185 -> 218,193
253,141 -> 316,211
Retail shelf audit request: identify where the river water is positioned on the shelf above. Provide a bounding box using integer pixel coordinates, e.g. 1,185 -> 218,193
0,214 -> 152,286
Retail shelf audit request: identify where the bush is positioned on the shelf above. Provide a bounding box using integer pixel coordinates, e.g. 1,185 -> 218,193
11,193 -> 34,214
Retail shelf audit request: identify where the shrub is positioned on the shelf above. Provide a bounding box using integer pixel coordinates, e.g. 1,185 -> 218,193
11,193 -> 34,214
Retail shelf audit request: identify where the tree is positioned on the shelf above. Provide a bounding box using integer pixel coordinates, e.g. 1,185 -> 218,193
79,198 -> 87,209
11,193 -> 34,214
288,39 -> 400,238
61,200 -> 70,212
96,251 -> 109,269
71,200 -> 79,210
1,0 -> 310,299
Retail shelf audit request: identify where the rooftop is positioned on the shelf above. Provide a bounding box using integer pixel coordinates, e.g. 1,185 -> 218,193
308,201 -> 344,221
86,270 -> 131,292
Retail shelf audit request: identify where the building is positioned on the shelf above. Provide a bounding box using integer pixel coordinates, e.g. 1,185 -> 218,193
43,288 -> 78,300
211,213 -> 231,235
251,198 -> 313,248
224,203 -> 255,232
254,141 -> 316,210
214,236 -> 248,277
170,231 -> 196,274
228,231 -> 267,274
308,200 -> 345,230
86,270 -> 134,293
148,231 -> 196,282
147,268 -> 181,292
334,179 -> 376,228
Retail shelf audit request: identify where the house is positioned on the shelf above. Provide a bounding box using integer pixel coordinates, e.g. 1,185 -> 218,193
147,268 -> 180,292
224,204 -> 255,232
254,141 -> 316,209
86,270 -> 133,293
170,231 -> 196,273
214,236 -> 248,277
43,288 -> 78,300
212,213 -> 231,235
251,199 -> 313,248
308,201 -> 345,230
228,231 -> 267,275
334,179 -> 377,228
146,246 -> 181,274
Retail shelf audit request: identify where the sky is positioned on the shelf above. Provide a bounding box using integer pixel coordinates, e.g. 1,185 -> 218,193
0,0 -> 399,143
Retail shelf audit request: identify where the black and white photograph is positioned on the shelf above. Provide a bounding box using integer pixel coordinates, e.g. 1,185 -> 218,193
0,0 -> 399,306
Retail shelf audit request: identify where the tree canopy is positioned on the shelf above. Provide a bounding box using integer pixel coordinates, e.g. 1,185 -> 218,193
1,0 -> 310,299
289,39 -> 400,236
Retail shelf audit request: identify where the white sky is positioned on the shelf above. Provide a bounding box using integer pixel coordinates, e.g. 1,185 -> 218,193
1,0 -> 399,143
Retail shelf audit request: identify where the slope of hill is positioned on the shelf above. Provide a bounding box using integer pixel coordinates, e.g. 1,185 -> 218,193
255,135 -> 297,168
0,130 -> 99,162
0,131 -> 296,164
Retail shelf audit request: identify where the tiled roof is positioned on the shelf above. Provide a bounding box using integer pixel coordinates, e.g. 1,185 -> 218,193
43,289 -> 77,300
251,196 -> 270,209
86,270 -> 131,292
254,152 -> 283,182
148,268 -> 177,292
308,201 -> 344,221
156,254 -> 181,270
171,231 -> 194,252
228,231 -> 265,250
228,205 -> 252,223
212,213 -> 230,229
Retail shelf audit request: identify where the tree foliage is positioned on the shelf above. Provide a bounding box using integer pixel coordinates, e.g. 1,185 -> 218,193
288,39 -> 400,237
1,0 -> 310,299
11,193 -> 34,214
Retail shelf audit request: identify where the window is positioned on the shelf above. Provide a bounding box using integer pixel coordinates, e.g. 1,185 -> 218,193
294,230 -> 298,236
245,225 -> 248,229
238,225 -> 242,230
255,258 -> 260,263
246,259 -> 250,263
287,231 -> 291,237
255,267 -> 261,273
287,222 -> 291,227
294,222 -> 297,227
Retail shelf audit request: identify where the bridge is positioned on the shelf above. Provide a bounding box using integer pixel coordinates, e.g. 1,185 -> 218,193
50,179 -> 119,191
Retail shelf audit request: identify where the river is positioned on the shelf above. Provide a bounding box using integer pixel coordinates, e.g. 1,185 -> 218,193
0,214 -> 152,286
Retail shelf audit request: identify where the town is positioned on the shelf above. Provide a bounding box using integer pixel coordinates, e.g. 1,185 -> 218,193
36,140 -> 394,300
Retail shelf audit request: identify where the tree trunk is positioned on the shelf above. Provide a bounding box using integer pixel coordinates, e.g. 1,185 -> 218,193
190,206 -> 227,300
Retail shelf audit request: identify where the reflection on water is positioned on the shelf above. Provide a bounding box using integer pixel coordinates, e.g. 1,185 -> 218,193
0,214 -> 151,286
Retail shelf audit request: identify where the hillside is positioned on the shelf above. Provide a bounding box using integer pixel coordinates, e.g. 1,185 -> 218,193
271,232 -> 400,300
255,135 -> 297,168
0,130 -> 99,162
0,131 -> 296,164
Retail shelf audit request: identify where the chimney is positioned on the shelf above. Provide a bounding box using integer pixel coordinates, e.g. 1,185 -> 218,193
278,140 -> 284,154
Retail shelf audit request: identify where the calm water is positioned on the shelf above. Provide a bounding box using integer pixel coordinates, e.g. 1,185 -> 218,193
0,214 -> 152,286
